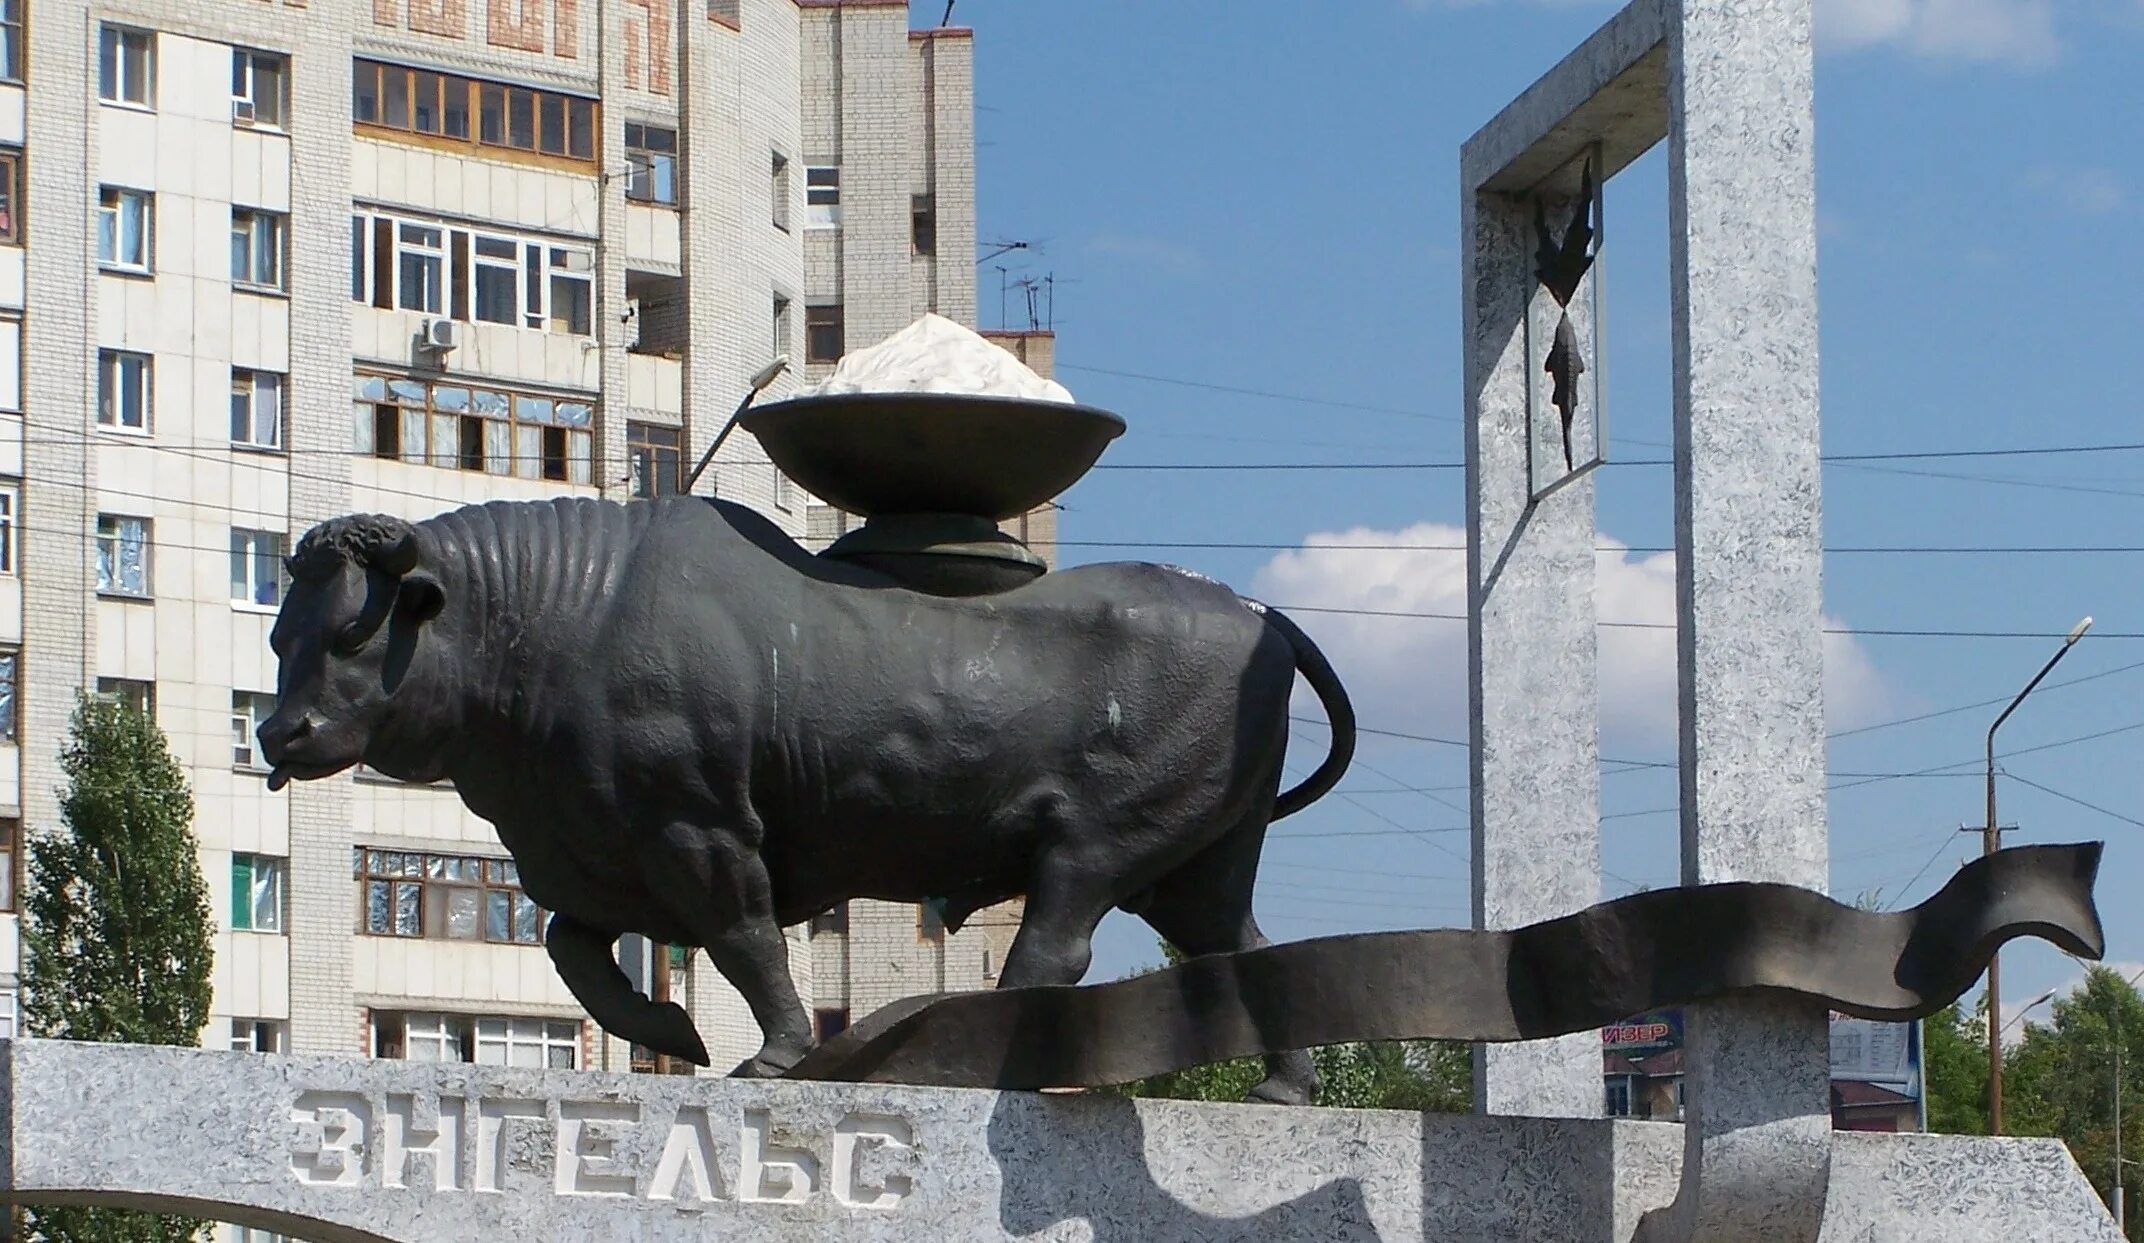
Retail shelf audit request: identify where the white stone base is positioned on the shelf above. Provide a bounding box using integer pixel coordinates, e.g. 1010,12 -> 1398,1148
0,1040 -> 2117,1242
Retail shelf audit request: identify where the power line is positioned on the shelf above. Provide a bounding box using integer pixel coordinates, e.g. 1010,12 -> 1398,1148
2003,773 -> 2144,831
1830,659 -> 2144,740
1089,443 -> 2144,472
1273,603 -> 2144,642
1054,363 -> 1459,424
1050,538 -> 2144,556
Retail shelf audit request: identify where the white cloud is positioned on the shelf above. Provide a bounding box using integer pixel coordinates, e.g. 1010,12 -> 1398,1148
1818,0 -> 2061,65
1083,232 -> 1204,275
2001,959 -> 2144,1044
1402,0 -> 2064,66
1251,522 -> 1891,756
2025,164 -> 2128,216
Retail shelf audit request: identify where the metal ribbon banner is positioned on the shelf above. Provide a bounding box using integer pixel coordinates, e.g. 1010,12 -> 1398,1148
787,843 -> 2104,1090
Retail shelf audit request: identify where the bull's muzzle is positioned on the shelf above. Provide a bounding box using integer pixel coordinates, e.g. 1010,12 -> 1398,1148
256,712 -> 316,791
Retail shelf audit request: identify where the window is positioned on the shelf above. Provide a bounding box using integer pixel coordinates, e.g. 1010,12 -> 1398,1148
0,0 -> 21,84
230,852 -> 285,933
770,151 -> 790,230
95,514 -> 151,597
1605,1078 -> 1633,1117
0,481 -> 15,574
396,221 -> 444,313
805,166 -> 840,228
96,677 -> 155,717
232,48 -> 286,128
624,123 -> 678,205
809,902 -> 848,936
814,1008 -> 850,1042
98,351 -> 151,431
472,234 -> 519,324
230,530 -> 286,607
0,819 -> 16,912
231,1019 -> 284,1054
376,1011 -> 577,1069
352,209 -> 596,336
547,247 -> 593,334
98,26 -> 154,108
232,691 -> 276,768
774,470 -> 794,512
0,149 -> 20,245
477,1016 -> 579,1068
97,187 -> 152,272
352,373 -> 595,484
805,304 -> 843,364
772,294 -> 792,359
912,193 -> 936,257
919,902 -> 945,942
231,368 -> 283,450
0,651 -> 13,743
354,59 -> 595,166
627,422 -> 681,499
355,848 -> 546,945
231,209 -> 285,290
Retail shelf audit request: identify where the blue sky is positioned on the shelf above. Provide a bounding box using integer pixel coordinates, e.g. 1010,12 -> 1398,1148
947,0 -> 2144,1020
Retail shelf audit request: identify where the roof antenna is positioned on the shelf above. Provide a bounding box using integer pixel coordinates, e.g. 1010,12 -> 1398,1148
941,1 -> 955,26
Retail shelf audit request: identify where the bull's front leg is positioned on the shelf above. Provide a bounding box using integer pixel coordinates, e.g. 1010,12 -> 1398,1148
545,913 -> 711,1066
640,822 -> 813,1078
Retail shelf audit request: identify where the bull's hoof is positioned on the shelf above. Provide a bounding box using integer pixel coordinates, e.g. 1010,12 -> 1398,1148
641,1001 -> 711,1067
729,1043 -> 808,1079
1246,1076 -> 1316,1107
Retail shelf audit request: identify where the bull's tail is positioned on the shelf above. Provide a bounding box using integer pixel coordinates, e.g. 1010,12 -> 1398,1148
1252,602 -> 1355,821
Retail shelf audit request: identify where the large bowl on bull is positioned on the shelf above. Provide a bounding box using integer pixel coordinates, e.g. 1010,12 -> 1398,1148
739,392 -> 1126,596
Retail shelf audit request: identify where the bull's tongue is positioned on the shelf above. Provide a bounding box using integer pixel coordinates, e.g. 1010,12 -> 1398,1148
265,765 -> 291,793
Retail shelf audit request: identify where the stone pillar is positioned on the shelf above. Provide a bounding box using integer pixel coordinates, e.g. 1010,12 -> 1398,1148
1464,186 -> 1602,1119
1655,0 -> 1830,1237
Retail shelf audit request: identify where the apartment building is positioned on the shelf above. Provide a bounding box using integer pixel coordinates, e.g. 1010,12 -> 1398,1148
0,0 -> 1020,1153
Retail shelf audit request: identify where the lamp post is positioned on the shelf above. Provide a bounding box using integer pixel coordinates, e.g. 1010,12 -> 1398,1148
684,356 -> 791,495
1985,616 -> 2093,1136
2003,989 -> 2057,1037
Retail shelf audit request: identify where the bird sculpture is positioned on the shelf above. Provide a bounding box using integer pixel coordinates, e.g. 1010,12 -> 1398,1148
1534,159 -> 1597,472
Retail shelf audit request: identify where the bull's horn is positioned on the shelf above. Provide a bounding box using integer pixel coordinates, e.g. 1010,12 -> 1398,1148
372,525 -> 421,576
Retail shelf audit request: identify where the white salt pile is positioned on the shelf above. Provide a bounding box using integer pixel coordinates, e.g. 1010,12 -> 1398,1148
799,313 -> 1075,404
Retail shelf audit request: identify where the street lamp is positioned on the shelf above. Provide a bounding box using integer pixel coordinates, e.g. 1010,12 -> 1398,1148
2002,989 -> 2057,1037
684,356 -> 791,495
1985,616 -> 2093,1136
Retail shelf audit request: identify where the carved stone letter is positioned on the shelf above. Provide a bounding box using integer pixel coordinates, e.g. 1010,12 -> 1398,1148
833,1113 -> 916,1211
740,1109 -> 820,1204
290,1092 -> 370,1188
383,1092 -> 464,1191
555,1100 -> 639,1197
475,1098 -> 549,1194
647,1105 -> 733,1209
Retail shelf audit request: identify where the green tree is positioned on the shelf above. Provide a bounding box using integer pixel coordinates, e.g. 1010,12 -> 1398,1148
2001,967 -> 2144,1239
1106,941 -> 1471,1112
21,696 -> 214,1243
1921,999 -> 1990,1135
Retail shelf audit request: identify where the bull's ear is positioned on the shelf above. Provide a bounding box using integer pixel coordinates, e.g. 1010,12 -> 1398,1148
372,525 -> 421,577
397,572 -> 445,623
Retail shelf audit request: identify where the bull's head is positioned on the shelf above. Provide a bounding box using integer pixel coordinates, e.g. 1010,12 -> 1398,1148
259,515 -> 447,791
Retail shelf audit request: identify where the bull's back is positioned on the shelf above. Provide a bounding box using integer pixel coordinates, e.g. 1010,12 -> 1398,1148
551,501 -> 1296,911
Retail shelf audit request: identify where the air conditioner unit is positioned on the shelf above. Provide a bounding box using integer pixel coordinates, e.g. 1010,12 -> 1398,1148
421,318 -> 459,352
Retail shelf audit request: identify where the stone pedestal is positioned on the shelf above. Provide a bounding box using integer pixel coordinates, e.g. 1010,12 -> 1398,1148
0,1041 -> 2119,1243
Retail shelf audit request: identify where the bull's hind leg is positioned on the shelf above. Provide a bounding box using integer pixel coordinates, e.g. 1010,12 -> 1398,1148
546,914 -> 711,1065
996,852 -> 1117,989
639,822 -> 813,1078
1132,816 -> 1320,1106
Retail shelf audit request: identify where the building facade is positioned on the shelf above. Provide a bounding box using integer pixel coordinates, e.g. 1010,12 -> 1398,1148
0,0 -> 1017,1167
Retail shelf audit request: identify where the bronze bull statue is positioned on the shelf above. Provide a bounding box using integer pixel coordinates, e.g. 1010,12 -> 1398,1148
260,495 -> 1355,1104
